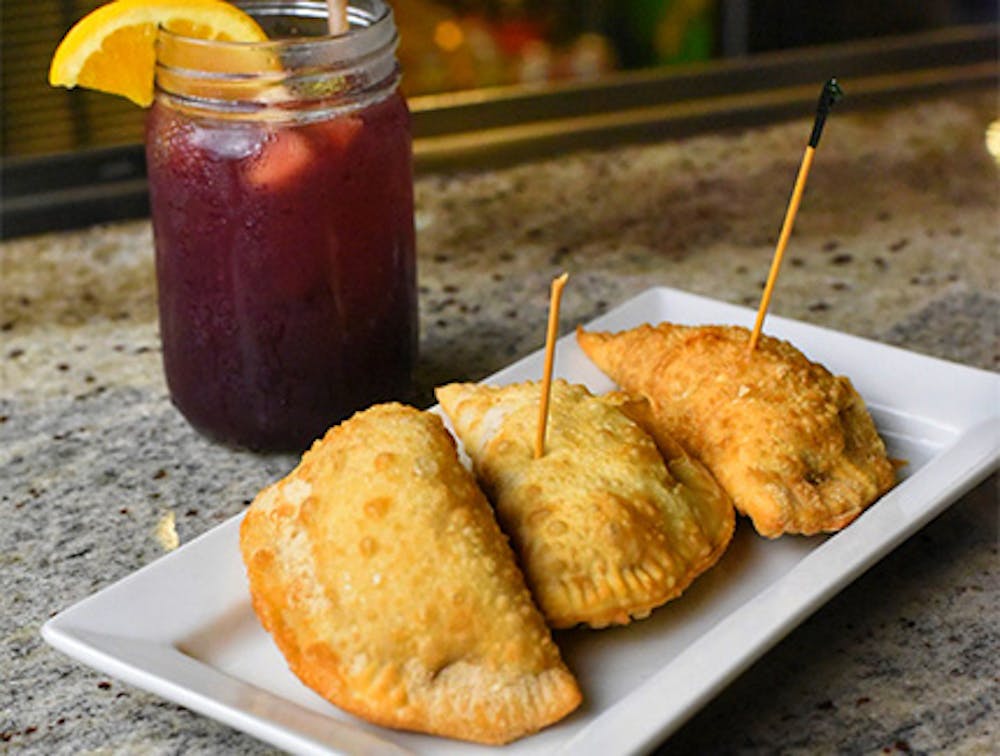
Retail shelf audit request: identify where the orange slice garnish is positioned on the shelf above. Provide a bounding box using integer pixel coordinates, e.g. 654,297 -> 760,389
49,0 -> 269,107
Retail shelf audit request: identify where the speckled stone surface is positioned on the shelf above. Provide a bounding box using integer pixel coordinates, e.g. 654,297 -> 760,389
1,89 -> 997,754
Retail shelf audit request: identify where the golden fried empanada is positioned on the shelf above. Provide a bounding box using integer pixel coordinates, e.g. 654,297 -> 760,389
577,323 -> 895,537
602,390 -> 735,552
240,403 -> 581,745
435,380 -> 734,629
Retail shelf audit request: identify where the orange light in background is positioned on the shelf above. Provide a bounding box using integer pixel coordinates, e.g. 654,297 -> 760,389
434,19 -> 464,52
987,119 -> 1000,164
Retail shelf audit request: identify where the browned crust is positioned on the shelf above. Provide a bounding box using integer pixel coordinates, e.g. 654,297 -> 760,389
240,403 -> 581,745
436,380 -> 736,629
577,323 -> 896,537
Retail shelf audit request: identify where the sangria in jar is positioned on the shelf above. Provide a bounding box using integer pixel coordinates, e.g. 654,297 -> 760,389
146,0 -> 417,450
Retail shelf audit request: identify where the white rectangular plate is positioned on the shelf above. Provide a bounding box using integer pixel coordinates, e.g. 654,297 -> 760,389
43,287 -> 1000,756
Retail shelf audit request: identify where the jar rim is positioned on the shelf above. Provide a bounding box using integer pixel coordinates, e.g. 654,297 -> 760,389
153,0 -> 400,121
156,0 -> 393,52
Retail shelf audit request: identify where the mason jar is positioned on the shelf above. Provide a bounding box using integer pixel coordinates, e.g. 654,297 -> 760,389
145,0 -> 417,451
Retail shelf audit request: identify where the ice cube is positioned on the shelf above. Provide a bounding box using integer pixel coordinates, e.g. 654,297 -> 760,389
192,123 -> 266,161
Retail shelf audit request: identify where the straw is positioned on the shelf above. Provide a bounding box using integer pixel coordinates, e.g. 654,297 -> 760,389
326,0 -> 349,35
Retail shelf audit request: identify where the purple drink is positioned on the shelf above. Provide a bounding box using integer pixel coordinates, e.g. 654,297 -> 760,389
146,1 -> 416,450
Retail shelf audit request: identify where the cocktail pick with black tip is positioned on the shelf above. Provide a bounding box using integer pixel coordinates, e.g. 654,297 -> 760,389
748,78 -> 844,353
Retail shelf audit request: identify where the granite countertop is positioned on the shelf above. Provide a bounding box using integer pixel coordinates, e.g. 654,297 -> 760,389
2,88 -> 997,754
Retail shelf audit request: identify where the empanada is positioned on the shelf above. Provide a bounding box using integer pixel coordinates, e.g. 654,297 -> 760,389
602,390 -> 736,552
240,403 -> 581,745
577,323 -> 895,537
435,380 -> 734,629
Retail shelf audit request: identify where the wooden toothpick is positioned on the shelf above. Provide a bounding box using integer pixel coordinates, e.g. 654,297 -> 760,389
748,78 -> 844,353
535,272 -> 569,459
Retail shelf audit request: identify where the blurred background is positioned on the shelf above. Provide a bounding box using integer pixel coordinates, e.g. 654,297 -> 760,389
2,0 -> 996,158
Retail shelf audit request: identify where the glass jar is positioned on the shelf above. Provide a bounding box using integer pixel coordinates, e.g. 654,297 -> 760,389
146,0 -> 417,451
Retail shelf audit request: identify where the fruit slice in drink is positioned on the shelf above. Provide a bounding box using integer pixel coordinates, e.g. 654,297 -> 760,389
49,0 -> 268,105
